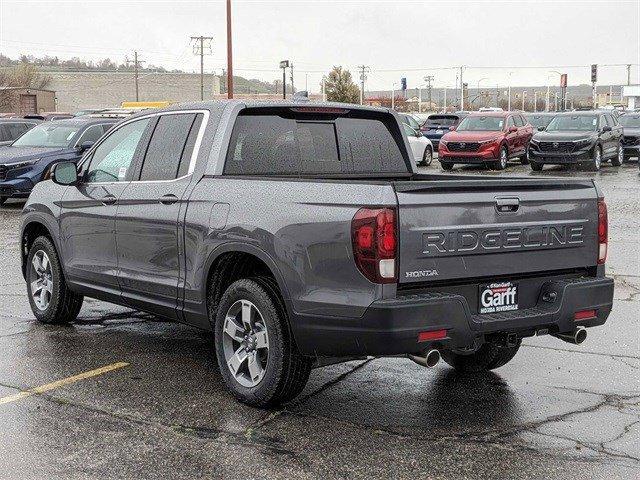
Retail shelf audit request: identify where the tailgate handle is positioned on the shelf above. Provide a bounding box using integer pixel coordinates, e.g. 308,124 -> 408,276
495,197 -> 519,213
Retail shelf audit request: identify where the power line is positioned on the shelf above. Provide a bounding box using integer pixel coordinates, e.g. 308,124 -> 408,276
190,36 -> 214,100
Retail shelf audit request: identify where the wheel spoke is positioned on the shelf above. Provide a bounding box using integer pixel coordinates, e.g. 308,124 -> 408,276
43,280 -> 53,295
39,287 -> 47,307
247,353 -> 262,382
240,300 -> 253,330
41,254 -> 49,272
31,280 -> 43,295
223,316 -> 244,342
227,347 -> 248,377
255,330 -> 268,349
32,255 -> 42,273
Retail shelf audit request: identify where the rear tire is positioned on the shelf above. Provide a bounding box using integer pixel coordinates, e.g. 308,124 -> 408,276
421,146 -> 433,166
610,143 -> 623,167
213,277 -> 312,408
441,162 -> 454,171
26,236 -> 83,324
441,340 -> 521,373
520,147 -> 530,165
0,197 -> 6,206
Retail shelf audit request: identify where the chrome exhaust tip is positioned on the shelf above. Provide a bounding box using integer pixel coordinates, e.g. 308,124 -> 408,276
408,349 -> 441,368
553,327 -> 587,345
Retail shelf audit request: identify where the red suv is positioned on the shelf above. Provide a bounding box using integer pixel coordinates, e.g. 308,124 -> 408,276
438,111 -> 533,170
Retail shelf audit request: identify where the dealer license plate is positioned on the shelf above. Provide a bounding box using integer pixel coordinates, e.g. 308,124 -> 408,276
479,281 -> 519,314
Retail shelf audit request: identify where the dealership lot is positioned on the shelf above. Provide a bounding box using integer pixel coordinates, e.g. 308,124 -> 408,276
0,163 -> 638,479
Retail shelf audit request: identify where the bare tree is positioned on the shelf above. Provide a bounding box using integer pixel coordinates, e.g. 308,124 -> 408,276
0,63 -> 52,110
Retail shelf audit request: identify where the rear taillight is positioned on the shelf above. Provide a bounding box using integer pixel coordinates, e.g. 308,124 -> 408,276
597,198 -> 608,265
351,207 -> 397,284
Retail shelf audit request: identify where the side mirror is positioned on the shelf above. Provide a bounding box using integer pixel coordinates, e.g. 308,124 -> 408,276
77,140 -> 95,152
508,126 -> 518,133
52,161 -> 78,186
602,125 -> 612,132
538,126 -> 546,131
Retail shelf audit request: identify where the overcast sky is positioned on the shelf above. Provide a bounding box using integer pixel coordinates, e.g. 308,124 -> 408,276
0,0 -> 638,92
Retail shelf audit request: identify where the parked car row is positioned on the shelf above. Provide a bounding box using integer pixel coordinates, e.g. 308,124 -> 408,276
401,109 -> 638,172
0,115 -> 123,205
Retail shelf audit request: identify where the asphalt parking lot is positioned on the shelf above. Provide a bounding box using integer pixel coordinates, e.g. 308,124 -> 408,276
0,162 -> 638,480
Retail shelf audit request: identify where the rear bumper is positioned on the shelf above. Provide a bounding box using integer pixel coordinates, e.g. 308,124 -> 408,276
292,276 -> 614,357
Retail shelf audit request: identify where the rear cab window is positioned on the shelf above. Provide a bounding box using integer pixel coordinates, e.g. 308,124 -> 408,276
224,108 -> 410,176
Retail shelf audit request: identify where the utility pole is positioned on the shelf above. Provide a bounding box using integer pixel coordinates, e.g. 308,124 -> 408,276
358,65 -> 370,105
126,51 -> 144,101
459,66 -> 464,110
424,75 -> 434,112
190,35 -> 214,100
627,64 -> 632,86
226,0 -> 233,98
290,63 -> 295,94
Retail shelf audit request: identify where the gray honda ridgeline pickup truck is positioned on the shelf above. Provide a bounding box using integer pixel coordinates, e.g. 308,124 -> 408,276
21,101 -> 614,407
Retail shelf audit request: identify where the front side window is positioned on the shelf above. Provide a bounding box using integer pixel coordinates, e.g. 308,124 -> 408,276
12,122 -> 81,147
403,123 -> 418,137
513,116 -> 524,127
85,118 -> 150,183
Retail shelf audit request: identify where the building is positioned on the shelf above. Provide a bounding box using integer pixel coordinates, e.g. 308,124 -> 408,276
0,87 -> 56,115
46,71 -> 221,112
622,85 -> 640,110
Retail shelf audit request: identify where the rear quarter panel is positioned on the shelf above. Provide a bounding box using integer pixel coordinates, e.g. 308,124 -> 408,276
182,177 -> 398,327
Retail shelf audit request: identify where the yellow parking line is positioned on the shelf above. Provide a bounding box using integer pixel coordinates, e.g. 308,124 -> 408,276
0,362 -> 129,406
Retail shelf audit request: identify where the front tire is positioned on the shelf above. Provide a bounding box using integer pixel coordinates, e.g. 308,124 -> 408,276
494,145 -> 508,170
530,161 -> 543,171
587,146 -> 602,171
213,277 -> 312,408
610,143 -> 623,167
421,146 -> 433,166
26,236 -> 83,324
520,146 -> 530,165
441,162 -> 454,171
442,340 -> 521,373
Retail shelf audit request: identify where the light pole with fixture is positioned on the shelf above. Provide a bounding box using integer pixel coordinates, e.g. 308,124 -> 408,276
279,60 -> 290,99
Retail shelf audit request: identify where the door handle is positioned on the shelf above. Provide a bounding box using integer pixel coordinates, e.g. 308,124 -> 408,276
495,197 -> 519,213
159,194 -> 178,205
100,195 -> 117,206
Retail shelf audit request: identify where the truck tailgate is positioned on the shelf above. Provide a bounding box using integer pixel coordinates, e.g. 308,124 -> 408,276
394,177 -> 599,284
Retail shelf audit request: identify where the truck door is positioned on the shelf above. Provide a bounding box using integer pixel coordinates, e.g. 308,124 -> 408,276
115,112 -> 205,319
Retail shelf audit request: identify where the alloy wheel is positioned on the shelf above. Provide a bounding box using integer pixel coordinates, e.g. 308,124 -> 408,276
500,148 -> 508,169
618,146 -> 624,164
30,250 -> 53,311
222,299 -> 269,388
594,148 -> 601,170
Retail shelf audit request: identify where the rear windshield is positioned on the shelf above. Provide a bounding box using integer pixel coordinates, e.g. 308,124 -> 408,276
425,115 -> 457,127
224,110 -> 409,176
457,116 -> 505,131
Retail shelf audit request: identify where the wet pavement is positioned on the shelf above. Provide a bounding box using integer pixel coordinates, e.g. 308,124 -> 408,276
0,162 -> 638,479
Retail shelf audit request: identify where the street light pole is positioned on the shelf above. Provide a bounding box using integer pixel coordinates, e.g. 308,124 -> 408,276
507,72 -> 513,111
279,60 -> 289,99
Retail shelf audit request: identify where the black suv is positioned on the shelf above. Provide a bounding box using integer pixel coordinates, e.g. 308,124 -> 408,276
619,113 -> 640,164
528,111 -> 623,171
